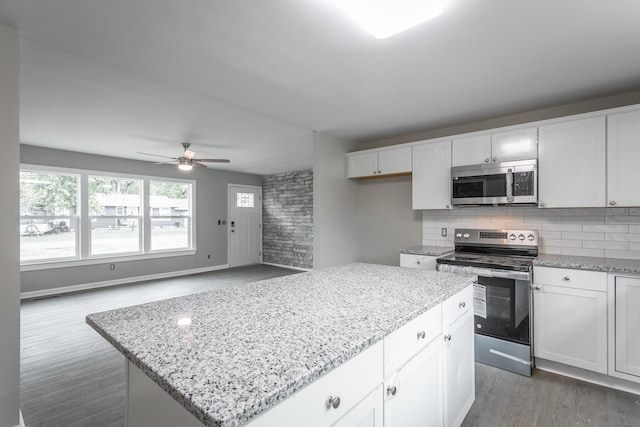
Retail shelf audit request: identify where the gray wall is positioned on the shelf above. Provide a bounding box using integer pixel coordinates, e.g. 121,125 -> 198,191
352,91 -> 640,266
0,24 -> 20,427
313,131 -> 359,269
20,145 -> 261,294
262,170 -> 313,269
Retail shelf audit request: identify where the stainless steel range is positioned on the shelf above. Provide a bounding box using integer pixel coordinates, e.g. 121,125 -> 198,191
436,228 -> 538,376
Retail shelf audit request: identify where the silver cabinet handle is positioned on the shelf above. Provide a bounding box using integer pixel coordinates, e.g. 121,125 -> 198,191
373,170 -> 377,175
417,331 -> 426,339
610,200 -> 616,206
327,396 -> 341,409
444,334 -> 452,342
533,285 -> 541,290
446,204 -> 451,209
387,386 -> 397,396
562,276 -> 570,281
485,158 -> 491,163
492,157 -> 497,162
506,168 -> 514,203
416,260 -> 421,265
459,301 -> 466,309
539,201 -> 545,207
378,170 -> 382,174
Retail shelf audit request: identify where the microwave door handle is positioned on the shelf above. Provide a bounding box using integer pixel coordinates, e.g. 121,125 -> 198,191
506,168 -> 514,202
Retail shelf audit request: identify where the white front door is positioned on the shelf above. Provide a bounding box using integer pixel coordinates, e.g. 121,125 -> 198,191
228,184 -> 262,267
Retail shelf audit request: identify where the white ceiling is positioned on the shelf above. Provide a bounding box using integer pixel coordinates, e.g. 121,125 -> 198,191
1,0 -> 640,175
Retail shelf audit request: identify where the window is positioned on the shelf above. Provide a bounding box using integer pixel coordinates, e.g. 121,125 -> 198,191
149,181 -> 192,251
89,176 -> 142,256
236,192 -> 255,208
20,165 -> 195,266
20,170 -> 79,262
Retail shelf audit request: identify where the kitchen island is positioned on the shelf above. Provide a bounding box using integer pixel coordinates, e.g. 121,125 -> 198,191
87,263 -> 476,427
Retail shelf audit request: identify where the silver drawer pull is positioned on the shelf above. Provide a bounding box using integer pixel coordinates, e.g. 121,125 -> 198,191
562,276 -> 570,281
444,334 -> 452,342
459,301 -> 466,309
417,331 -> 426,339
387,385 -> 397,396
533,285 -> 541,290
327,396 -> 341,409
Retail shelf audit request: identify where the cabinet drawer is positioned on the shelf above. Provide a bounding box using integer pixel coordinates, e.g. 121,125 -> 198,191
533,266 -> 607,292
443,285 -> 473,326
384,304 -> 442,378
248,341 -> 383,427
400,254 -> 438,270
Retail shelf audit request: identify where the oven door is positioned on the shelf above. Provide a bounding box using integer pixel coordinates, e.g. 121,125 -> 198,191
474,276 -> 530,345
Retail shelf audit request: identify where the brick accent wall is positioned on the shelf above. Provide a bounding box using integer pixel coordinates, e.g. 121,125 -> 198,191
262,170 -> 313,268
422,207 -> 640,259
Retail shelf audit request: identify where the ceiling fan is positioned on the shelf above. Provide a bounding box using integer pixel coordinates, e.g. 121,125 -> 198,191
137,143 -> 230,171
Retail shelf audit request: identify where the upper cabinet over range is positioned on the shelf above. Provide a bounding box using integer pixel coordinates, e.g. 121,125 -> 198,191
348,146 -> 412,179
452,127 -> 538,167
607,110 -> 640,208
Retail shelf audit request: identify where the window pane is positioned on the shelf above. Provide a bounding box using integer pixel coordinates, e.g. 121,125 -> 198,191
20,171 -> 78,262
89,176 -> 142,255
236,192 -> 254,208
150,181 -> 191,251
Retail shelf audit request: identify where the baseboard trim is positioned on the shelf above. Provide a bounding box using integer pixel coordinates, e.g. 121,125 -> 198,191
535,358 -> 640,396
20,264 -> 230,300
262,262 -> 313,272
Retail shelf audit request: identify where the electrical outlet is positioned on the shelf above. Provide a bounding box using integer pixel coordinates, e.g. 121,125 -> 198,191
441,228 -> 447,237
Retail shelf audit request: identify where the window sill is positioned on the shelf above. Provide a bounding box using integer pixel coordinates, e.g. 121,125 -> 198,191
20,249 -> 198,272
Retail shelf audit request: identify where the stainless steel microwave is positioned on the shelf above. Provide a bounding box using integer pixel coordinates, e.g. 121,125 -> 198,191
451,159 -> 537,206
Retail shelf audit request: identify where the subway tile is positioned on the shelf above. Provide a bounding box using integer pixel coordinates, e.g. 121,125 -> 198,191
541,239 -> 582,248
561,231 -> 604,241
491,216 -> 510,223
457,209 -> 479,217
582,240 -> 628,250
630,208 -> 640,216
508,208 -> 542,216
530,216 -> 562,224
437,215 -> 457,222
583,207 -> 629,216
519,222 -> 542,231
629,243 -> 640,251
539,231 -> 561,239
506,217 -> 525,224
606,216 -> 640,224
605,233 -> 640,242
630,225 -> 640,233
582,224 -> 628,232
539,246 -> 562,255
542,223 -> 582,232
423,221 -> 450,228
562,216 -> 604,224
422,239 -> 437,246
543,208 -> 584,216
562,248 -> 604,257
605,250 -> 640,260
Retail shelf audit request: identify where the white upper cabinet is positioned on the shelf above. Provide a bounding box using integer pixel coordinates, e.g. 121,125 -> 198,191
538,116 -> 606,208
451,134 -> 491,166
347,146 -> 411,178
452,127 -> 538,167
412,140 -> 452,210
607,110 -> 640,207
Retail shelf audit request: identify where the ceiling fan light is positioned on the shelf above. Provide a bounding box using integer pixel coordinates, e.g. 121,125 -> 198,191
178,159 -> 193,171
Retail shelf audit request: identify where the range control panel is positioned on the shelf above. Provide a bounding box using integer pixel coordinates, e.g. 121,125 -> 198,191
454,228 -> 538,247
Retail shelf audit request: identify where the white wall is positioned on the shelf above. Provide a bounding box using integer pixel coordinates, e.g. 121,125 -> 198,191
312,131 -> 359,269
0,24 -> 21,427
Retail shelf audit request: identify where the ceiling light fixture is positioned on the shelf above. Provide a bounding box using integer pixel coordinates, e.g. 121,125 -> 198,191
178,159 -> 193,171
327,0 -> 444,39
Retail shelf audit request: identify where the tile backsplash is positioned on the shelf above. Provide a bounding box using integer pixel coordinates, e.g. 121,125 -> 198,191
423,207 -> 640,260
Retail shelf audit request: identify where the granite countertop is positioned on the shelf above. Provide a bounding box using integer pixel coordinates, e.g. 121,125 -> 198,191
86,263 -> 475,427
400,245 -> 454,257
534,254 -> 640,275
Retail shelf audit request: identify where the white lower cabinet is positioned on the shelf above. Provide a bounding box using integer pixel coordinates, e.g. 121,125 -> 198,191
442,292 -> 475,427
332,385 -> 383,427
384,337 -> 443,427
613,276 -> 640,379
532,267 -> 608,374
399,253 -> 439,270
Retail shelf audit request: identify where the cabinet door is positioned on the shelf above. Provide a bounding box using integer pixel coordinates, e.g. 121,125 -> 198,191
491,127 -> 538,162
533,284 -> 607,373
443,310 -> 474,427
615,277 -> 640,378
378,146 -> 412,175
451,134 -> 491,166
332,384 -> 383,427
538,116 -> 606,208
412,140 -> 452,210
607,110 -> 640,207
384,338 -> 443,427
348,152 -> 379,178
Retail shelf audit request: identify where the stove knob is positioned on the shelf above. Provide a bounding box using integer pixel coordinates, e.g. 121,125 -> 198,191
463,233 -> 470,239
518,234 -> 525,241
456,233 -> 462,239
509,233 -> 516,240
528,234 -> 535,241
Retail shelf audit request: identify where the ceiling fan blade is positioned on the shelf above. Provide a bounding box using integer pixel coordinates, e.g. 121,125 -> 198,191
193,158 -> 231,163
192,162 -> 207,168
153,162 -> 174,165
137,152 -> 178,160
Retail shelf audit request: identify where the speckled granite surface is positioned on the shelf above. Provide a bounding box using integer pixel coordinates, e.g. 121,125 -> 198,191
534,254 -> 640,274
86,263 -> 474,427
400,245 -> 454,256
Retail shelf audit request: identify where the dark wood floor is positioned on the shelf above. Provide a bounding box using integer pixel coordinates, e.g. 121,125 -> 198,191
20,264 -> 300,427
21,265 -> 640,427
462,363 -> 640,427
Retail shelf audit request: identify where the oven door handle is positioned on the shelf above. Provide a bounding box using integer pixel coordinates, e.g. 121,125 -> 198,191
437,263 -> 531,281
506,168 -> 514,203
